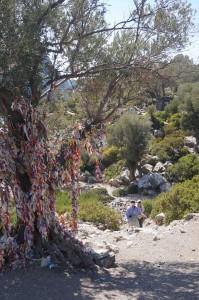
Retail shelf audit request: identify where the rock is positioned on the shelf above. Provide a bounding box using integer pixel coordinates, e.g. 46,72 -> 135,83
159,182 -> 172,193
153,162 -> 165,173
141,164 -> 153,174
184,213 -> 199,221
149,173 -> 166,189
137,174 -> 151,190
105,243 -> 119,254
109,178 -> 123,187
79,174 -> 88,183
164,161 -> 173,168
155,213 -> 165,225
185,136 -> 197,148
154,129 -> 164,138
115,235 -> 125,242
119,169 -> 130,184
87,176 -> 97,184
92,250 -> 115,268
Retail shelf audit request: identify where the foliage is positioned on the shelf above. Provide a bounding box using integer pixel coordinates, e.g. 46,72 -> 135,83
108,112 -> 152,179
79,202 -> 121,230
56,188 -> 121,230
151,111 -> 169,129
164,98 -> 180,115
142,199 -> 154,217
102,146 -> 121,167
151,175 -> 199,224
112,185 -> 138,197
166,153 -> 199,183
104,160 -> 125,182
150,135 -> 189,162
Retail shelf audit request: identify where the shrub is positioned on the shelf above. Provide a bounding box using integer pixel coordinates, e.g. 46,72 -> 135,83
151,175 -> 199,224
56,188 -> 121,230
102,146 -> 121,167
142,199 -> 154,216
79,201 -> 121,230
56,189 -> 72,214
112,185 -> 138,197
153,111 -> 169,125
104,160 -> 125,181
79,188 -> 113,203
166,153 -> 199,183
150,135 -> 189,162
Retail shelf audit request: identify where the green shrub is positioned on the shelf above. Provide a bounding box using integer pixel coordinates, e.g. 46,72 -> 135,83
153,110 -> 169,125
150,135 -> 189,162
102,146 -> 121,167
166,153 -> 199,183
104,160 -> 125,181
151,175 -> 199,224
79,201 -> 121,230
56,188 -> 121,230
164,98 -> 180,115
142,199 -> 154,216
56,189 -> 72,214
79,188 -> 113,203
112,188 -> 129,197
112,185 -> 138,197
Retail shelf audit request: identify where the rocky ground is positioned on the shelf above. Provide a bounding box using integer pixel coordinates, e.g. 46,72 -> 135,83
0,186 -> 199,300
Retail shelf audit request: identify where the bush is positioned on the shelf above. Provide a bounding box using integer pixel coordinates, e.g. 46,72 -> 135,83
104,160 -> 125,181
150,135 -> 189,162
56,188 -> 121,230
102,146 -> 121,167
79,201 -> 121,230
142,199 -> 154,216
151,175 -> 199,224
166,153 -> 199,183
112,185 -> 138,197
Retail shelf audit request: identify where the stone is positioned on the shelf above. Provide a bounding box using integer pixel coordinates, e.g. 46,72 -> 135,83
87,176 -> 97,184
149,173 -> 166,189
109,178 -> 123,187
137,174 -> 151,190
155,213 -> 165,226
93,251 -> 115,268
153,162 -> 165,173
141,164 -> 153,174
159,182 -> 172,193
184,213 -> 199,221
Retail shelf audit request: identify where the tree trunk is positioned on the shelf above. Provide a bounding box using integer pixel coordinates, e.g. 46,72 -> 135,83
0,94 -> 93,269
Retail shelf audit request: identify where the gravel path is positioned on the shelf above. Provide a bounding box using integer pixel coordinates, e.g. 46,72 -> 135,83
1,185 -> 199,300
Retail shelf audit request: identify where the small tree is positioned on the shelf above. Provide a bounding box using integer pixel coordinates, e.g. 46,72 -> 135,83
108,112 -> 151,180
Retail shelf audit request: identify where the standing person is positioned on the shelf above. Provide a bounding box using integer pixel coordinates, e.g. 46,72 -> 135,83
137,200 -> 145,228
125,200 -> 145,228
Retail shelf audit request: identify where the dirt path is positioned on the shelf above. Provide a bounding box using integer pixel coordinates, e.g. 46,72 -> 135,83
1,185 -> 199,300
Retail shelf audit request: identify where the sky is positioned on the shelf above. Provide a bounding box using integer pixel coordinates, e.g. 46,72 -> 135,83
105,0 -> 199,63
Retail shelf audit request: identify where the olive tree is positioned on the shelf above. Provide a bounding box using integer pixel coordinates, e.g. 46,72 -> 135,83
107,112 -> 152,180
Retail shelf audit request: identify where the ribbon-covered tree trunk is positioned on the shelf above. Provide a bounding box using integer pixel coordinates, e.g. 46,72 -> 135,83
0,96 -> 93,269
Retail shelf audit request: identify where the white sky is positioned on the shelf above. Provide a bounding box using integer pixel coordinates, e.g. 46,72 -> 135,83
105,0 -> 199,63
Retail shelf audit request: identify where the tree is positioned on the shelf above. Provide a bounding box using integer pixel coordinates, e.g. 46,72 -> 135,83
177,82 -> 199,144
107,112 -> 151,180
0,0 -> 196,269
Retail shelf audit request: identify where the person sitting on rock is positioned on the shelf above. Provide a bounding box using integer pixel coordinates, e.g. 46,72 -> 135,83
136,199 -> 146,228
126,200 -> 146,228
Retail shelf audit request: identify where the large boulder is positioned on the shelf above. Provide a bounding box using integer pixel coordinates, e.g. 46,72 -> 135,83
149,173 -> 166,189
119,169 -> 131,184
137,174 -> 151,190
159,182 -> 172,192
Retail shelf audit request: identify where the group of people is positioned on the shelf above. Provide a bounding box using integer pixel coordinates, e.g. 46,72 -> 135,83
125,199 -> 146,228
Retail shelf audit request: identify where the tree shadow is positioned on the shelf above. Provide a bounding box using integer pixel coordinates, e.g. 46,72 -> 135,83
0,260 -> 199,299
